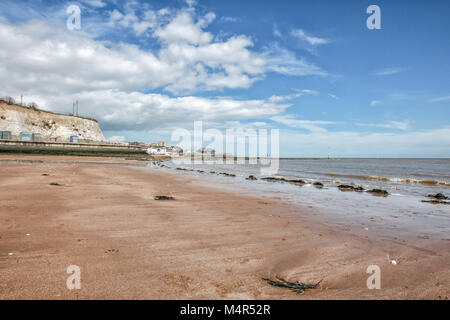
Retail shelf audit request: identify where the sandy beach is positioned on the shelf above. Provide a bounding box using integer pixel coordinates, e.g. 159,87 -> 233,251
0,155 -> 448,300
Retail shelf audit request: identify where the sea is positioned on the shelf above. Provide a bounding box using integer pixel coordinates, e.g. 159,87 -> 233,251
151,158 -> 450,239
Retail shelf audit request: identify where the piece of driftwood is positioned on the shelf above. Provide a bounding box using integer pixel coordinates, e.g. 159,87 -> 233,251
263,277 -> 322,294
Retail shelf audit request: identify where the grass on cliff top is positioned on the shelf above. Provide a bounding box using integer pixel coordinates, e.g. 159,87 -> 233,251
0,146 -> 150,158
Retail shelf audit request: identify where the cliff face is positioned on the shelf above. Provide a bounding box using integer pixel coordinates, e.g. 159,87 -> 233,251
0,102 -> 105,142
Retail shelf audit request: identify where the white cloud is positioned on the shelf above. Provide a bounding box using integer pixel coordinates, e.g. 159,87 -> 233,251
79,0 -> 107,8
298,89 -> 318,95
13,89 -> 290,132
0,6 -> 336,134
220,16 -> 240,23
429,95 -> 450,103
370,100 -> 382,107
273,25 -> 282,38
268,94 -> 301,102
268,89 -> 317,102
291,29 -> 329,46
356,120 -> 411,131
250,121 -> 268,127
0,18 -> 267,95
373,67 -> 406,76
388,93 -> 411,100
123,125 -> 450,157
105,8 -> 330,83
185,0 -> 196,8
119,12 -> 139,28
107,9 -> 125,27
328,93 -> 339,100
279,127 -> 450,157
154,11 -> 214,45
263,44 -> 328,76
271,115 -> 337,132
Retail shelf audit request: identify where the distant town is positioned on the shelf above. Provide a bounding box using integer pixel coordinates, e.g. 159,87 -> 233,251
0,96 -> 195,158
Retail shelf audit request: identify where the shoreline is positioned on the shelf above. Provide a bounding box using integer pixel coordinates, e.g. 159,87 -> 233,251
0,155 -> 449,299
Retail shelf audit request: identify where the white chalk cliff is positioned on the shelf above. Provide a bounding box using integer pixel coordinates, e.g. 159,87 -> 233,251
0,102 -> 105,142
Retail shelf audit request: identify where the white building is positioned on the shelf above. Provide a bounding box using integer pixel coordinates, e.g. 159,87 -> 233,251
146,146 -> 167,155
166,146 -> 183,156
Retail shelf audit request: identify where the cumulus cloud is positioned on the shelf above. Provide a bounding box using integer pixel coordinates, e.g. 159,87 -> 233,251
103,7 -> 330,87
25,90 -> 291,131
107,10 -> 139,28
0,2 -> 329,100
0,18 -> 266,95
0,6 -> 333,135
107,9 -> 125,26
154,11 -> 214,45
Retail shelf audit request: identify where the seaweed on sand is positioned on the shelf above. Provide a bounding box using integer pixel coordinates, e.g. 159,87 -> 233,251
263,277 -> 322,294
154,195 -> 175,200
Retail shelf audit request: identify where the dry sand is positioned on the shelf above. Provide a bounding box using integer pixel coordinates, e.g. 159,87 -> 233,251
0,155 -> 448,299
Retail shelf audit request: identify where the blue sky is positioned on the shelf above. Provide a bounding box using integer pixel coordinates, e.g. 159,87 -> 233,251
0,0 -> 449,157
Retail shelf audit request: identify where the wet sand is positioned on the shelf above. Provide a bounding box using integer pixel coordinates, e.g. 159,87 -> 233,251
0,155 -> 449,299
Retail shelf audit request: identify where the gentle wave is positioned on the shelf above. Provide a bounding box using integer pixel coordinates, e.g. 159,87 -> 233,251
171,165 -> 450,187
310,172 -> 450,187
